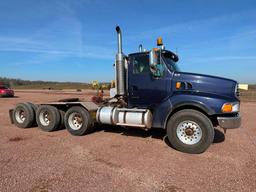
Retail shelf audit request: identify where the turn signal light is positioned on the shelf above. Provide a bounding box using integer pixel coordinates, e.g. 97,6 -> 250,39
221,103 -> 232,113
176,82 -> 181,89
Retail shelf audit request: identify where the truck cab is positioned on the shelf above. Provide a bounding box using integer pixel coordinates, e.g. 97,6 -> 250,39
128,50 -> 178,108
125,41 -> 240,153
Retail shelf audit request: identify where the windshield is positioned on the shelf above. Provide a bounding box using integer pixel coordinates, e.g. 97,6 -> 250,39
162,54 -> 181,72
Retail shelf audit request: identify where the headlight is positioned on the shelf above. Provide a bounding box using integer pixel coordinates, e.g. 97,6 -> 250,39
221,102 -> 240,113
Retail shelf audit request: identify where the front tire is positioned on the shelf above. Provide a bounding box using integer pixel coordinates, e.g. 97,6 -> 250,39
167,109 -> 214,154
64,106 -> 94,136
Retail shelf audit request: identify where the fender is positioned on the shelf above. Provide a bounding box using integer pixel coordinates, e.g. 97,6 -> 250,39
152,92 -> 237,129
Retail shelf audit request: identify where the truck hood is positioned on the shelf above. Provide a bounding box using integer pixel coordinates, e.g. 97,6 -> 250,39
173,72 -> 237,98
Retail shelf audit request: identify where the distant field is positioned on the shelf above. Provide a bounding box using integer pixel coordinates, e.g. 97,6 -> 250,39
240,91 -> 256,102
0,77 -> 112,90
238,84 -> 256,102
12,83 -> 91,90
0,77 -> 93,90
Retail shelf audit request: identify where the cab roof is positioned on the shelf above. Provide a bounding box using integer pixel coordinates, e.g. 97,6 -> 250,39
128,49 -> 179,62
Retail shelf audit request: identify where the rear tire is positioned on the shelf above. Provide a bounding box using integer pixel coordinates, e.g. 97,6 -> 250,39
27,102 -> 38,113
64,106 -> 94,136
59,110 -> 66,130
26,102 -> 38,126
36,105 -> 60,132
12,102 -> 35,128
166,109 -> 214,154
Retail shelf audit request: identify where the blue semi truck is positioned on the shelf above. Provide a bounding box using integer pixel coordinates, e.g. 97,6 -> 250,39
9,26 -> 241,154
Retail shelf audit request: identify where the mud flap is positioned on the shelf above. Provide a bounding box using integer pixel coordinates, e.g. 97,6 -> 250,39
9,109 -> 14,124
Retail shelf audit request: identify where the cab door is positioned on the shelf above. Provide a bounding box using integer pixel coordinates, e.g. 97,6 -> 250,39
128,53 -> 171,108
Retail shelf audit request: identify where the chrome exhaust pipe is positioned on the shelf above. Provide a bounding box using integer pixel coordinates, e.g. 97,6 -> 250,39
139,44 -> 143,52
116,26 -> 122,54
115,26 -> 125,96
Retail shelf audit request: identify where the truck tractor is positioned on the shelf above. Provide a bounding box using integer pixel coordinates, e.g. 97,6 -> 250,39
9,26 -> 241,154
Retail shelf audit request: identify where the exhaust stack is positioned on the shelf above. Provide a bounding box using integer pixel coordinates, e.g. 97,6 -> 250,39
115,26 -> 126,96
139,44 -> 143,52
116,26 -> 123,54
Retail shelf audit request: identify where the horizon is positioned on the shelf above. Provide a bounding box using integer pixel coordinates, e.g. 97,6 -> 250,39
0,0 -> 256,84
0,76 -> 255,85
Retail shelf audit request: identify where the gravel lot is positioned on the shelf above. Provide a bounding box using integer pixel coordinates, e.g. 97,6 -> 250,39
0,90 -> 255,192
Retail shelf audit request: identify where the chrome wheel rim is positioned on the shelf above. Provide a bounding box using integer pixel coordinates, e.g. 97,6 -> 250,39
68,112 -> 83,130
15,110 -> 26,123
39,111 -> 51,126
176,120 -> 202,145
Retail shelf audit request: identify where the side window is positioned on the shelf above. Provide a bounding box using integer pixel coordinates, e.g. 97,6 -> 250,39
133,54 -> 150,74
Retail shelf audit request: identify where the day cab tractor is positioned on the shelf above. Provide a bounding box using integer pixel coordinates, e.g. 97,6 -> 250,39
9,26 -> 241,154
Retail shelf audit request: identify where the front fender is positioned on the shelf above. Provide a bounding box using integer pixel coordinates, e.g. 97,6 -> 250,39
152,91 -> 238,129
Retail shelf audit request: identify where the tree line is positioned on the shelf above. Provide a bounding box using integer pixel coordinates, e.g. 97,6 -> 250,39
0,77 -> 90,88
0,77 -> 113,90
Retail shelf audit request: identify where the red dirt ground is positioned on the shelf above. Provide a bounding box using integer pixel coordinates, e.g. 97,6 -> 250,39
0,90 -> 255,192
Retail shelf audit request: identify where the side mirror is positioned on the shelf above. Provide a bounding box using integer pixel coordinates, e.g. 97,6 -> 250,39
149,49 -> 164,78
149,49 -> 157,66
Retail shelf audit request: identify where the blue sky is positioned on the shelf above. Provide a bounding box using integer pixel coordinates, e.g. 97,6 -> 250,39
0,0 -> 255,83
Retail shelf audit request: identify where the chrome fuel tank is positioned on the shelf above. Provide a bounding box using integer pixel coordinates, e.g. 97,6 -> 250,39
96,107 -> 152,129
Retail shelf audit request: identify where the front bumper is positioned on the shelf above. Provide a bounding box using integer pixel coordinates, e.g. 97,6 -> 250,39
217,114 -> 241,129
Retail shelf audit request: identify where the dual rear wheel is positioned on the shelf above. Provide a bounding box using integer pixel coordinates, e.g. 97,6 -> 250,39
12,103 -> 94,136
36,105 -> 61,132
13,102 -> 37,128
64,106 -> 94,136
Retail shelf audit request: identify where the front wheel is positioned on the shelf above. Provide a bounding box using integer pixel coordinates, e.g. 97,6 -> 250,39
64,106 -> 94,136
167,109 -> 214,154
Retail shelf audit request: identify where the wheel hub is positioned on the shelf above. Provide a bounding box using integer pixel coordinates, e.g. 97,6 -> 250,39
15,110 -> 26,123
68,113 -> 83,130
185,128 -> 194,136
39,111 -> 51,126
176,121 -> 202,145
